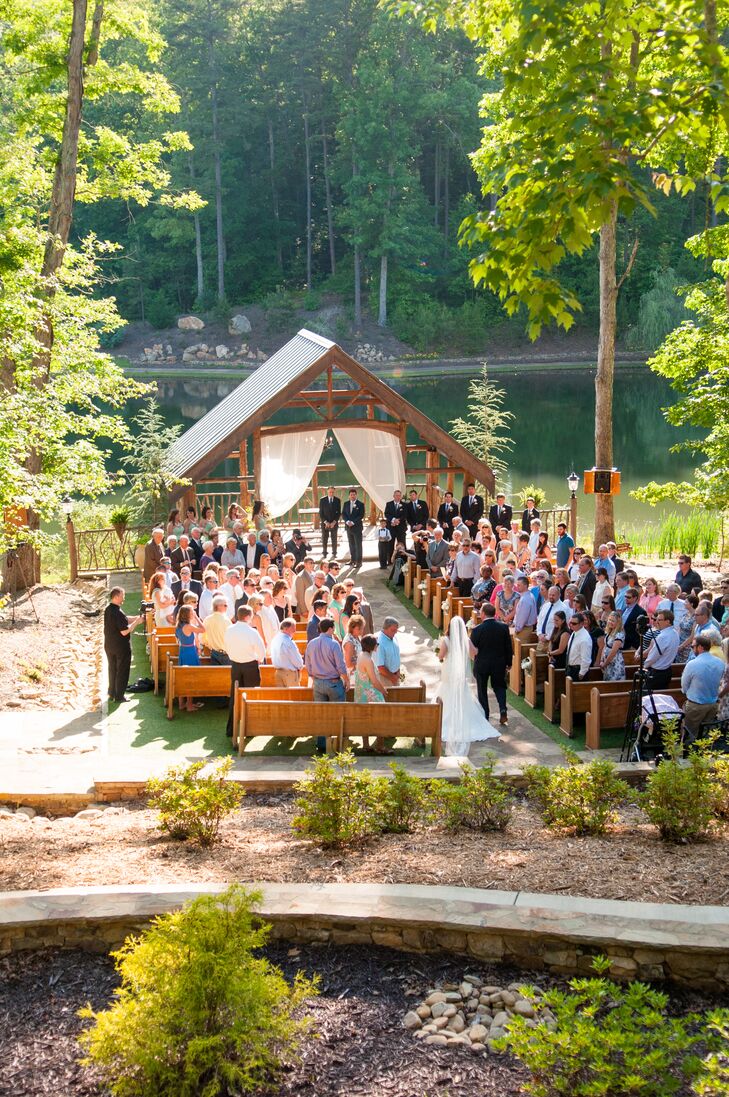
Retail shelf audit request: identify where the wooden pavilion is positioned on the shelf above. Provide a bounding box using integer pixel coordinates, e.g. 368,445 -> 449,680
164,329 -> 494,524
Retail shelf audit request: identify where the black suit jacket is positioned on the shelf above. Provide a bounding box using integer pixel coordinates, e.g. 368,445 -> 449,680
170,546 -> 195,571
319,495 -> 341,526
460,494 -> 484,525
172,578 -> 203,605
188,537 -> 204,565
342,499 -> 364,531
405,499 -> 429,530
488,503 -> 513,529
521,507 -> 540,532
437,502 -> 458,535
577,570 -> 596,604
384,500 -> 407,539
622,604 -> 646,650
470,618 -> 513,671
284,538 -> 310,567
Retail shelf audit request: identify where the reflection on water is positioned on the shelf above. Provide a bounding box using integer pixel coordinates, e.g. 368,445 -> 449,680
149,365 -> 694,530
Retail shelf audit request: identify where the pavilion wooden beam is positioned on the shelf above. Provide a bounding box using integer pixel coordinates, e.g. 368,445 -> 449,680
260,418 -> 400,437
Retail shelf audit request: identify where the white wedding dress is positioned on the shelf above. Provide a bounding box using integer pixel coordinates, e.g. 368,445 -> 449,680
436,616 -> 500,756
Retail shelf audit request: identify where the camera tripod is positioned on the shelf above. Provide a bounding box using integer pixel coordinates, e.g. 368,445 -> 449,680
3,548 -> 40,628
620,616 -> 651,761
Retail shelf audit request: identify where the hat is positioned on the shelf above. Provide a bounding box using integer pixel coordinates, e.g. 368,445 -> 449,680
292,529 -> 302,537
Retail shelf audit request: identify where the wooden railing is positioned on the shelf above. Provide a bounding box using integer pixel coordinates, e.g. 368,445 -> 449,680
72,526 -> 147,576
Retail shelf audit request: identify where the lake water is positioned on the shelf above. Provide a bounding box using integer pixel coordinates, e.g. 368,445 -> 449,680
146,363 -> 694,537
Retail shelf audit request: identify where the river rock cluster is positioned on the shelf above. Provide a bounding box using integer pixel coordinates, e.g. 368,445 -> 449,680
402,974 -> 555,1054
354,342 -> 398,363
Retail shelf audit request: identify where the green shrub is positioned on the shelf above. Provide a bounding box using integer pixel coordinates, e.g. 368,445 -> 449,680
109,506 -> 130,527
524,756 -> 632,836
375,763 -> 426,833
78,885 -> 316,1097
516,484 -> 548,509
497,955 -> 705,1097
144,288 -> 177,329
146,759 -> 244,847
302,288 -> 321,311
641,732 -> 716,842
710,757 -> 729,820
429,758 -> 513,832
694,1010 -> 729,1096
292,750 -> 382,847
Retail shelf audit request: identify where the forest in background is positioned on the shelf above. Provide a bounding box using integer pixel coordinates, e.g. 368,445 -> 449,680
78,0 -> 706,355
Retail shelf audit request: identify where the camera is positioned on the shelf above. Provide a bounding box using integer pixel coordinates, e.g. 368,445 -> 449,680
636,612 -> 650,635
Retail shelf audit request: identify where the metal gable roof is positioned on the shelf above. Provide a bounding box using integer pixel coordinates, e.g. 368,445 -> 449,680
164,329 -> 334,480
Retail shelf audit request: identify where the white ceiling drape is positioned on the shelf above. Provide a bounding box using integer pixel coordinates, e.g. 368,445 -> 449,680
334,426 -> 406,513
260,429 -> 327,518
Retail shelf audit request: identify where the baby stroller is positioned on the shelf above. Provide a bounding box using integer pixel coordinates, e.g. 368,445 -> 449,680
625,694 -> 684,763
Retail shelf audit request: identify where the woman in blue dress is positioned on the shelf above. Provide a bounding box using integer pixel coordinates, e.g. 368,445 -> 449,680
174,606 -> 205,714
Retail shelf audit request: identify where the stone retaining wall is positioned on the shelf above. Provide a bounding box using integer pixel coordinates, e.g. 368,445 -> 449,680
1,883 -> 726,992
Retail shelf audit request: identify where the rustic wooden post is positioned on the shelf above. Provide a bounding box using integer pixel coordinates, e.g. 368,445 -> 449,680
66,517 -> 79,583
312,467 -> 319,529
367,403 -> 378,523
253,428 -> 262,500
239,442 -> 250,508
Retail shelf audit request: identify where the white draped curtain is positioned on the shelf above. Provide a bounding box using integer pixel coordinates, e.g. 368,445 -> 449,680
334,426 -> 406,513
260,429 -> 327,518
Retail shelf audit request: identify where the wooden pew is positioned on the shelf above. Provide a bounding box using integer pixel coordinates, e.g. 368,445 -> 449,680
543,655 -> 652,724
233,681 -> 428,749
524,649 -> 550,708
404,561 -> 414,599
165,658 -> 310,718
237,699 -> 442,757
423,576 -> 447,621
585,686 -> 686,750
509,635 -> 538,695
559,670 -> 683,738
442,592 -> 473,636
412,565 -> 424,609
432,581 -> 447,629
150,627 -> 177,694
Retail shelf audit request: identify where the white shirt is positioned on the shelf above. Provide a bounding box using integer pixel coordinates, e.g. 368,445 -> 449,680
245,542 -> 258,569
305,583 -> 327,612
224,622 -> 265,664
591,578 -> 613,612
528,531 -> 541,554
644,626 -> 680,670
218,582 -> 240,619
259,604 -> 280,650
198,587 -> 217,620
565,627 -> 593,677
568,561 -> 581,583
657,597 -> 686,625
537,598 -> 568,637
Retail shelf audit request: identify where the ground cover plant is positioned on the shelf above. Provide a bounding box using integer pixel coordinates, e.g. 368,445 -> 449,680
641,732 -> 719,843
523,756 -> 633,836
78,885 -> 316,1097
146,758 -> 244,847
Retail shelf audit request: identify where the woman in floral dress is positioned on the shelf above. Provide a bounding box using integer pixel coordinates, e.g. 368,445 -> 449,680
599,611 -> 625,681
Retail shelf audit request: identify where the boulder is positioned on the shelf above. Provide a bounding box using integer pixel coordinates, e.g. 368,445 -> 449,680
215,344 -> 230,359
403,1011 -> 422,1030
228,313 -> 252,335
15,806 -> 36,819
256,348 -> 268,360
178,315 -> 205,331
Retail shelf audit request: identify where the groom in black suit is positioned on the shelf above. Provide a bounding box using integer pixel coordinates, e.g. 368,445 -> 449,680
469,602 -> 512,726
318,486 -> 341,557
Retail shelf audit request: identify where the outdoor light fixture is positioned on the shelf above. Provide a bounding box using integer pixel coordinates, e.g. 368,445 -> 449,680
61,494 -> 73,519
567,471 -> 579,497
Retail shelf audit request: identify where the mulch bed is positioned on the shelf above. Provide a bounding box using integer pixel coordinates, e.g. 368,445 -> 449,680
2,795 -> 728,905
0,943 -> 720,1097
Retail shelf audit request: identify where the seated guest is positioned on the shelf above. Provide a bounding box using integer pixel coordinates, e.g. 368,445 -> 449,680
269,618 -> 304,686
548,611 -> 570,669
172,564 -> 202,604
644,609 -> 680,689
221,535 -> 246,569
294,558 -> 315,613
451,538 -> 481,597
224,605 -> 266,737
198,573 -> 219,621
445,544 -> 459,584
567,547 -> 584,584
325,560 -> 341,589
681,634 -> 724,742
572,592 -> 588,614
307,599 -> 329,643
508,518 -> 521,551
676,554 -> 703,595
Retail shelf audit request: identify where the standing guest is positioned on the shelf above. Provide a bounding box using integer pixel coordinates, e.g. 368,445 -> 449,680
187,527 -> 204,566
712,577 -> 729,623
354,635 -> 392,755
533,531 -> 553,569
527,518 -> 542,556
553,568 -> 570,601
150,572 -> 176,627
224,605 -> 265,737
376,617 -> 402,688
200,505 -> 217,535
172,564 -> 202,605
251,500 -> 268,532
584,610 -> 606,665
461,482 -> 484,535
488,492 -> 512,530
325,560 -> 341,589
174,606 -> 205,714
305,569 -> 329,613
536,585 -> 567,649
234,577 -> 256,616
158,557 -> 178,588
613,571 -> 630,611
219,568 -> 243,620
342,614 -> 365,684
599,611 -> 626,680
203,596 -> 232,665
686,601 -> 722,660
606,541 -> 624,575
269,618 -> 304,687
199,541 -> 216,573
241,531 -> 262,572
104,588 -> 142,704
472,565 -> 497,610
675,554 -> 703,595
305,617 -> 349,752
284,528 -> 312,567
340,592 -> 362,637
716,637 -> 729,722
385,490 -> 407,561
513,575 -> 538,640
469,602 -> 512,726
656,582 -> 687,627
294,558 -> 315,614
376,517 -> 392,568
644,609 -> 680,689
521,497 -> 540,532
405,489 -> 429,535
508,518 -> 522,552
166,509 -> 184,538
319,486 -> 341,558
595,544 -> 616,584
621,588 -> 645,650
258,589 -> 281,653
246,593 -> 267,651
596,587 -> 616,625
437,491 -> 459,539
451,538 -> 481,596
328,582 -> 347,640
676,594 -> 699,663
681,635 -> 724,742
223,503 -> 242,532
514,532 -> 531,572
268,529 -> 284,571
143,528 -> 165,581
564,613 -> 593,681
307,599 -> 329,642
342,488 -> 365,567
495,574 -> 519,626
548,611 -> 570,669
576,555 -> 597,606
568,546 -> 584,584
554,522 -> 575,570
271,579 -> 290,622
426,526 -> 450,576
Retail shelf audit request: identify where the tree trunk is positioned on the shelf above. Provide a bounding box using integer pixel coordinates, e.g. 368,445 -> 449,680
378,253 -> 388,328
352,151 -> 361,328
593,202 -> 618,549
321,124 -> 336,276
443,139 -> 450,255
208,37 -> 225,300
189,152 -> 204,301
304,107 -> 312,289
268,117 -> 283,270
433,137 -> 440,228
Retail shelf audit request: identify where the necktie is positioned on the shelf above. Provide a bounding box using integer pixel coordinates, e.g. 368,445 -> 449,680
542,604 -> 552,634
567,634 -> 573,663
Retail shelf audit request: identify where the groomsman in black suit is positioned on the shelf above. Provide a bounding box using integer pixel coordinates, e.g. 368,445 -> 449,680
437,491 -> 458,539
172,564 -> 203,605
521,498 -> 540,532
188,527 -> 205,567
384,490 -> 407,564
488,492 -> 513,530
460,483 -> 484,535
342,487 -> 365,566
405,489 -> 429,535
318,486 -> 341,557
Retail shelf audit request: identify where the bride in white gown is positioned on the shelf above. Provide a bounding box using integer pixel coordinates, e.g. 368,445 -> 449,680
436,616 -> 500,755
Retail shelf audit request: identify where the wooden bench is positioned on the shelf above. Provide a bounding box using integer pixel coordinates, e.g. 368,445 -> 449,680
165,658 -> 310,717
585,687 -> 686,750
233,682 -> 428,749
509,635 -> 538,695
524,649 -> 550,707
150,627 -> 177,693
423,576 -> 447,621
442,592 -> 473,635
404,561 -> 414,599
237,699 -> 442,756
559,671 -> 683,738
432,581 -> 447,629
412,565 -> 425,609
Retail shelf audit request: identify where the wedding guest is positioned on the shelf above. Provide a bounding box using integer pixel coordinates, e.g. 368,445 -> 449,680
143,528 -> 165,581
676,554 -> 703,595
224,605 -> 265,737
548,611 -> 570,669
533,531 -> 553,569
342,614 -> 365,684
151,571 -> 175,627
307,600 -> 329,643
681,635 -> 724,741
305,617 -> 348,752
376,617 -> 401,687
513,576 -> 538,640
644,609 -> 680,689
354,635 -> 391,755
555,522 -> 574,569
564,613 -> 593,681
202,596 -> 232,665
452,538 -> 481,596
269,618 -> 303,686
197,573 -> 219,621
599,611 -> 626,680
329,583 -> 347,640
340,592 -> 362,636
495,574 -> 519,626
174,606 -> 205,713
